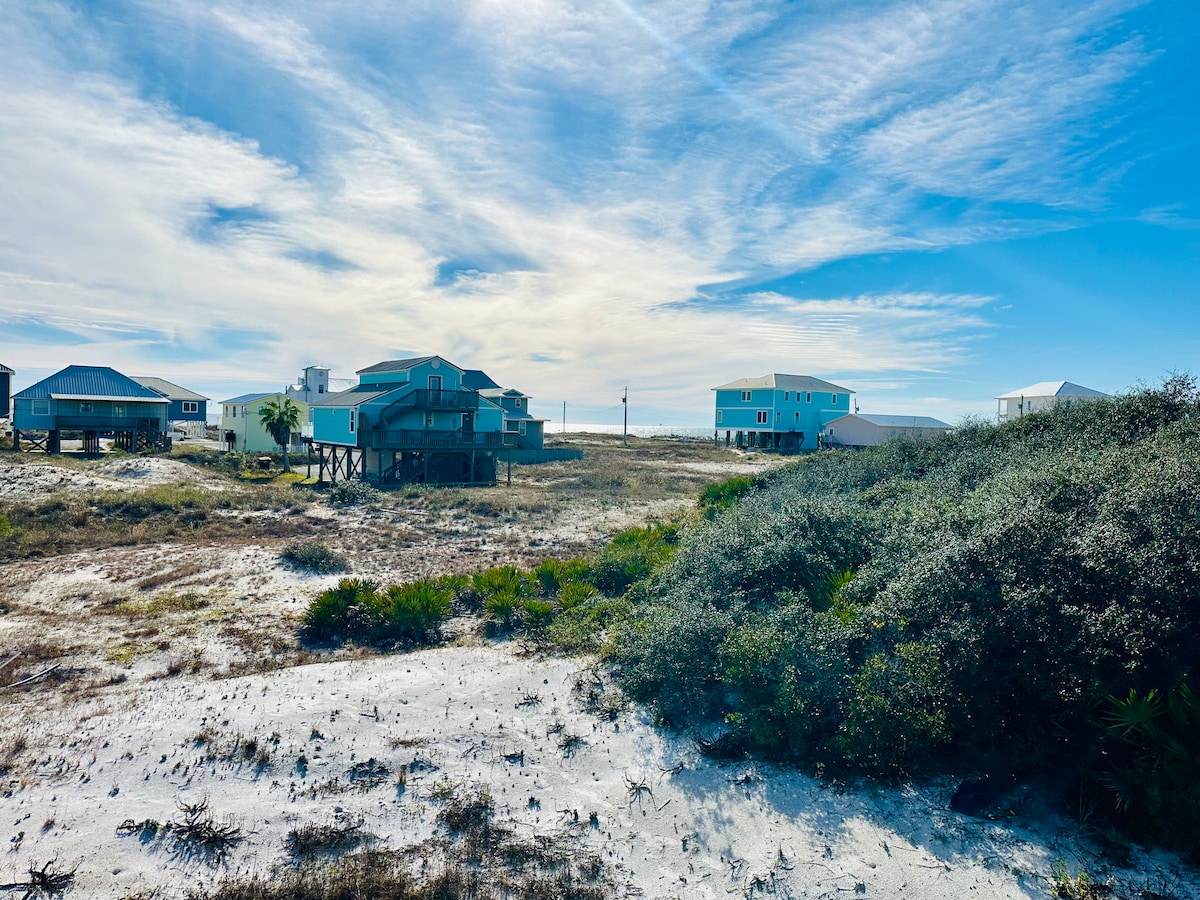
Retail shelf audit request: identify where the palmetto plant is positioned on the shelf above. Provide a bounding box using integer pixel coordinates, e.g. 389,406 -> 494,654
258,397 -> 303,472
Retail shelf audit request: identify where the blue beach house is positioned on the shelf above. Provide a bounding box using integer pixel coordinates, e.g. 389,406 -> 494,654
132,377 -> 209,439
11,365 -> 171,453
713,374 -> 853,451
310,356 -> 515,485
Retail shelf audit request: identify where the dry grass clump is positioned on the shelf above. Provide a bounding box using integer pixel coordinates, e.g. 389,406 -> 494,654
284,814 -> 373,858
186,788 -> 610,900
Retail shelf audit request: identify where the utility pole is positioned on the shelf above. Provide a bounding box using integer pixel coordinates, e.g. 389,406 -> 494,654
622,387 -> 628,447
562,401 -> 566,434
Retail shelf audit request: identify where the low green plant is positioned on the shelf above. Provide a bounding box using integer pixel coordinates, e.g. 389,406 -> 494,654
384,581 -> 453,642
483,592 -> 521,631
326,479 -> 381,506
589,522 -> 680,595
281,541 -> 348,574
522,599 -> 556,631
1049,861 -> 1106,899
303,579 -> 382,641
699,475 -> 756,512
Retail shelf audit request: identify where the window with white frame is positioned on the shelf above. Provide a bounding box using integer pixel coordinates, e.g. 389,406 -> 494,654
182,401 -> 198,413
741,391 -> 752,402
805,392 -> 812,403
756,410 -> 768,424
113,405 -> 124,418
349,410 -> 356,433
716,410 -> 723,424
832,394 -> 840,404
784,391 -> 790,401
79,402 -> 93,413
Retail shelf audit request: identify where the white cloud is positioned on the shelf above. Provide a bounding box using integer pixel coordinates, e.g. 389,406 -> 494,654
0,0 -> 1155,417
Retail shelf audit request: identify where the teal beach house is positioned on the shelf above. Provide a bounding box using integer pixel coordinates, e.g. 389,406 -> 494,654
311,356 -> 514,485
713,374 -> 853,451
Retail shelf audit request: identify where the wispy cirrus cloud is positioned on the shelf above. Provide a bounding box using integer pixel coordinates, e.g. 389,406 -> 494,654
0,0 -> 1168,420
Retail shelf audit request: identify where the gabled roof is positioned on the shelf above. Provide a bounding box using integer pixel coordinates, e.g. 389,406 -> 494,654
997,381 -> 1108,400
221,391 -> 281,405
15,365 -> 169,403
461,369 -> 501,391
713,374 -> 853,394
829,413 -> 952,429
357,356 -> 462,376
132,376 -> 209,402
479,387 -> 530,399
0,363 -> 13,375
311,384 -> 407,408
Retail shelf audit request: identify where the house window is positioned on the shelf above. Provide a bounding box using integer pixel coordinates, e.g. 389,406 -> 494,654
519,421 -> 527,435
425,414 -> 434,427
32,400 -> 49,415
506,420 -> 519,432
794,412 -> 799,422
318,385 -> 325,394
113,405 -> 124,418
775,411 -> 781,421
349,410 -> 356,433
784,391 -> 790,401
716,410 -> 723,424
182,401 -> 198,413
756,410 -> 768,424
741,391 -> 752,402
79,402 -> 93,413
515,398 -> 523,408
832,394 -> 840,404
805,392 -> 812,403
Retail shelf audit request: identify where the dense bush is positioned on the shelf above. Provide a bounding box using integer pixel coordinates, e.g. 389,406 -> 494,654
326,479 -> 381,506
281,540 -> 348,574
303,577 -> 452,646
607,378 -> 1200,857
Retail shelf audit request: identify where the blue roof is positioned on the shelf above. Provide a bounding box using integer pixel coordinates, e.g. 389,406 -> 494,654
461,369 -> 501,390
14,365 -> 168,402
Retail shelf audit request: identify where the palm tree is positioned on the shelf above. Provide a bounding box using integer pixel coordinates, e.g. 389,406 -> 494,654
258,397 -> 303,472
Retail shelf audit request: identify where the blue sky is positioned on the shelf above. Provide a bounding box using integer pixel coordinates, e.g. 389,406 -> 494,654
1,0 -> 1197,427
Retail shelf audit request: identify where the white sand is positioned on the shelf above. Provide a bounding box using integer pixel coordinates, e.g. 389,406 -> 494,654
3,646 -> 1194,899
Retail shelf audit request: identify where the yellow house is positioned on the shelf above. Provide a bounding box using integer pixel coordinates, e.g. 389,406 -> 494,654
219,391 -> 308,453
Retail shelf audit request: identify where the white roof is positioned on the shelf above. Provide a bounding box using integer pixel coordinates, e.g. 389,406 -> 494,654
997,381 -> 1108,400
713,374 -> 853,393
828,413 -> 952,429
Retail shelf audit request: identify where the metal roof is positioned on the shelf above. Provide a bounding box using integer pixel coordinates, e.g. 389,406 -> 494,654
461,369 -> 501,391
49,393 -> 167,404
14,365 -> 169,402
996,381 -> 1108,400
478,387 -> 530,399
357,356 -> 463,375
221,392 -> 279,405
131,376 -> 210,402
713,373 -> 853,394
828,413 -> 952,429
310,385 -> 406,408
0,363 -> 13,375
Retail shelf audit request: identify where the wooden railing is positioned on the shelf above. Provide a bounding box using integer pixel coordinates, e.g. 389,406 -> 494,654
359,429 -> 517,450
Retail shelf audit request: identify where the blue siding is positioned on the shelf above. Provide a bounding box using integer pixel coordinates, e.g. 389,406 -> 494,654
714,383 -> 852,451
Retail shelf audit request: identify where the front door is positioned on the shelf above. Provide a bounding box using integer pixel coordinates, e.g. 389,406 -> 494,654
462,412 -> 474,436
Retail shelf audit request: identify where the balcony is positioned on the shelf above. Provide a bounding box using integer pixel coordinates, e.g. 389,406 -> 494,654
395,389 -> 479,410
358,428 -> 518,451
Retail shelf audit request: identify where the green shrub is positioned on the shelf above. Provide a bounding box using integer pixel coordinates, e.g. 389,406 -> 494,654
384,581 -> 452,642
558,580 -> 599,610
472,566 -> 533,601
590,523 -> 680,595
699,475 -> 756,511
327,479 -> 381,506
605,377 -> 1200,859
533,558 -> 590,595
281,541 -> 348,574
483,592 -> 521,631
303,579 -> 382,641
522,599 -> 556,631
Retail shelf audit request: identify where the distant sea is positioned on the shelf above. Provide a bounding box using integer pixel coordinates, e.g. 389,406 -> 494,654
555,423 -> 713,440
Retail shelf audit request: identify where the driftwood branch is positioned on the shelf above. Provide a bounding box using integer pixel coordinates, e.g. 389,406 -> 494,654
5,663 -> 62,690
